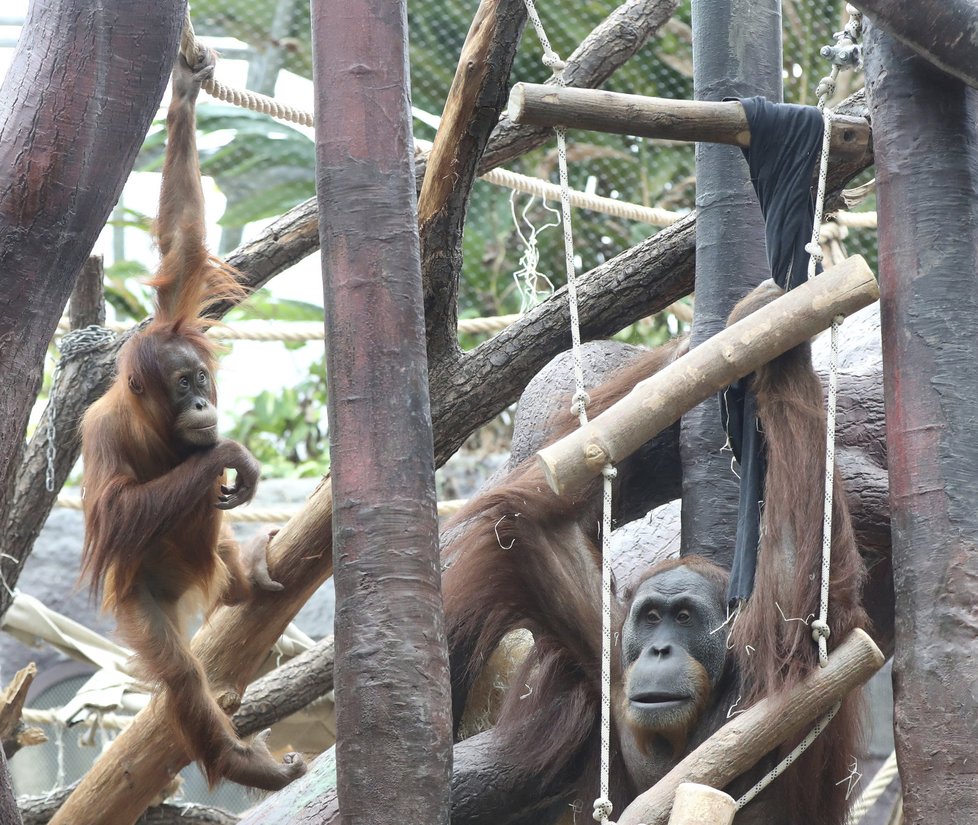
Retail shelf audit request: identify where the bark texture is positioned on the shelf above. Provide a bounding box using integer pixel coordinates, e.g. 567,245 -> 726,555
0,748 -> 21,825
0,0 -> 184,606
856,0 -> 978,90
681,0 -> 783,565
312,1 -> 451,823
237,726 -> 577,825
865,23 -> 978,824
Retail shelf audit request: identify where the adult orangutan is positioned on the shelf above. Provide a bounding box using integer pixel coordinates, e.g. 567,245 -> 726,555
441,281 -> 867,825
80,50 -> 305,791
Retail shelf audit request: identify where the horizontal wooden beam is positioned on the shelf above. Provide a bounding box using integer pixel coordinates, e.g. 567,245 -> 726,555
536,256 -> 879,497
507,82 -> 872,159
618,628 -> 885,825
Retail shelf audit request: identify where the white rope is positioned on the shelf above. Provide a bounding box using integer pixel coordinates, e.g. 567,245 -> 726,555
595,464 -> 617,825
736,702 -> 841,809
22,707 -> 133,732
832,210 -> 876,229
56,495 -> 466,522
181,11 -> 314,127
510,192 -> 560,311
806,3 -> 863,669
482,167 -> 684,227
738,10 -> 864,814
521,3 -> 613,822
848,751 -> 899,824
54,316 -> 519,342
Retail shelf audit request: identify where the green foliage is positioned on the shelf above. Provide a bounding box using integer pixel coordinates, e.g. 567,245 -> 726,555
137,106 -> 316,229
226,354 -> 329,479
129,0 -> 873,477
103,260 -> 154,321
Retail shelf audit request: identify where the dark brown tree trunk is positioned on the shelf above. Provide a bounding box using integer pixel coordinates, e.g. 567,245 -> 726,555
680,0 -> 782,565
311,1 -> 451,824
855,0 -> 978,90
865,23 -> 978,825
0,0 -> 184,527
0,748 -> 22,825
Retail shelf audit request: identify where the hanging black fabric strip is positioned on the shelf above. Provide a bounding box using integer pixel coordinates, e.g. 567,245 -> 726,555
722,97 -> 823,606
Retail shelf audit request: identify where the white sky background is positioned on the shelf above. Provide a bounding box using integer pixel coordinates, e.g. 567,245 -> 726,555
0,5 -> 326,431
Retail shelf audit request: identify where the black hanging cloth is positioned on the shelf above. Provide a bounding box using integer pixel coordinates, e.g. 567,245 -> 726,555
721,97 -> 824,606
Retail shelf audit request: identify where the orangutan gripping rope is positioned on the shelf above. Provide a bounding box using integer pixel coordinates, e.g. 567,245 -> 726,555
80,51 -> 305,791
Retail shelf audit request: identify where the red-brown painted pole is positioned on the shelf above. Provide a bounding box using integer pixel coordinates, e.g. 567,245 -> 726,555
311,3 -> 452,825
865,21 -> 978,825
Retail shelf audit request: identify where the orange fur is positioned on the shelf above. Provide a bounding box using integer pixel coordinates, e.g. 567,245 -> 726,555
727,281 -> 868,825
443,308 -> 867,824
79,54 -> 303,791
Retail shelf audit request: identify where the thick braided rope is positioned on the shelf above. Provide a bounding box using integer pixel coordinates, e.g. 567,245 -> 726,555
847,750 -> 898,824
736,702 -> 841,809
521,4 -> 613,822
181,11 -> 314,127
482,167 -> 682,226
55,316 -> 518,341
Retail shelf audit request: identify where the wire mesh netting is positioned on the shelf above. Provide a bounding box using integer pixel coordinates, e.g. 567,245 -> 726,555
0,0 -> 877,813
143,0 -> 877,339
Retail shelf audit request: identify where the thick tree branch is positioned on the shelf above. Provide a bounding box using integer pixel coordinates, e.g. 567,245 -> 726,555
0,0 -> 186,618
232,637 -> 335,737
419,0 -> 527,360
430,214 -> 696,464
237,724 -> 580,825
19,785 -> 238,825
476,0 -> 681,173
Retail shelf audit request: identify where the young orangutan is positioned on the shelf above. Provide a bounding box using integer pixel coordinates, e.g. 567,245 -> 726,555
80,50 -> 305,791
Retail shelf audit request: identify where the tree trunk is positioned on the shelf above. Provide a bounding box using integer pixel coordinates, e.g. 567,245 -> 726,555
680,0 -> 782,565
864,23 -> 978,825
312,1 -> 451,824
0,748 -> 22,825
0,0 -> 184,528
855,1 -> 978,91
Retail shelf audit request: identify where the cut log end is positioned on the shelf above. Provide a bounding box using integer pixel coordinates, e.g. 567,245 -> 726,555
507,82 -> 527,122
667,783 -> 737,825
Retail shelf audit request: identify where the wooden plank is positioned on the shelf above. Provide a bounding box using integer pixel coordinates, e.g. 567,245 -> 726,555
536,256 -> 879,496
508,82 -> 871,159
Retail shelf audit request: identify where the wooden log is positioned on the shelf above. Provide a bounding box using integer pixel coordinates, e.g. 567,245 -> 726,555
507,83 -> 871,160
67,256 -> 106,330
313,0 -> 451,822
667,784 -> 736,825
536,256 -> 879,496
618,628 -> 885,825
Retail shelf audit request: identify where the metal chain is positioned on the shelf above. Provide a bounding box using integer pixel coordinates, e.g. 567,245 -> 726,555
44,326 -> 117,491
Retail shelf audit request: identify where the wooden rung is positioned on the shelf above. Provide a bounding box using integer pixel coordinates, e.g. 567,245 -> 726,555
618,628 -> 885,825
535,256 -> 879,497
507,82 -> 871,159
667,784 -> 736,825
